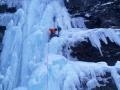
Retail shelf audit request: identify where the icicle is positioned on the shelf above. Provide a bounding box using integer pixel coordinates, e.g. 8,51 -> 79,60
1,0 -> 120,90
111,67 -> 120,89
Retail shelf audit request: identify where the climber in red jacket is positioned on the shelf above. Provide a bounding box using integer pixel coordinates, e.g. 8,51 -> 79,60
49,28 -> 57,39
49,16 -> 62,39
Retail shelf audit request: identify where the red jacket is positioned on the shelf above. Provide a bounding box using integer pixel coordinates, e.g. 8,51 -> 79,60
49,28 -> 57,34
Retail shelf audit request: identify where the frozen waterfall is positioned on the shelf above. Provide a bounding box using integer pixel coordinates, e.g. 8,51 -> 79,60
0,0 -> 120,90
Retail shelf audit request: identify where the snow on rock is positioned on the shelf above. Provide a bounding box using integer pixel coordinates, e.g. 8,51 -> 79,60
61,28 -> 120,56
101,2 -> 114,6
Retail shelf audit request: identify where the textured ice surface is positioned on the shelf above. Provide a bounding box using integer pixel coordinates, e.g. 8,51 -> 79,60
0,0 -> 120,90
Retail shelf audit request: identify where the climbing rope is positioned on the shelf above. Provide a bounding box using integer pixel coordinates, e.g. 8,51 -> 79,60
46,42 -> 49,90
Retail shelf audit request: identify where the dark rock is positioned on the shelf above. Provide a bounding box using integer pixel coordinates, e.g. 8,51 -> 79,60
63,38 -> 120,66
0,26 -> 6,52
84,17 -> 102,29
0,4 -> 17,13
0,26 -> 6,41
0,4 -> 7,13
0,26 -> 6,31
65,0 -> 120,28
0,26 -> 6,39
6,7 -> 17,13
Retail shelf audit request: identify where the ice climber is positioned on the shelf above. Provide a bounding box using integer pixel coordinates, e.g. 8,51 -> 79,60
49,16 -> 61,39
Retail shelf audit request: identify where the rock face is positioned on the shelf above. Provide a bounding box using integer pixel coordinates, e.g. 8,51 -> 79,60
65,0 -> 120,29
69,38 -> 120,66
62,37 -> 119,89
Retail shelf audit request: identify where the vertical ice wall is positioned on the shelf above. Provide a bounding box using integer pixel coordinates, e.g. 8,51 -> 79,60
21,0 -> 72,86
0,0 -> 72,90
1,0 -> 120,90
0,9 -> 24,90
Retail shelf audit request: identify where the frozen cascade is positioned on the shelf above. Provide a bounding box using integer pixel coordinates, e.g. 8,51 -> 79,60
0,9 -> 24,90
0,0 -> 120,90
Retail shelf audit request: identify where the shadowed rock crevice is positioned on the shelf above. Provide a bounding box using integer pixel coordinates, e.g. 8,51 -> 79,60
0,26 -> 6,52
0,26 -> 6,40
